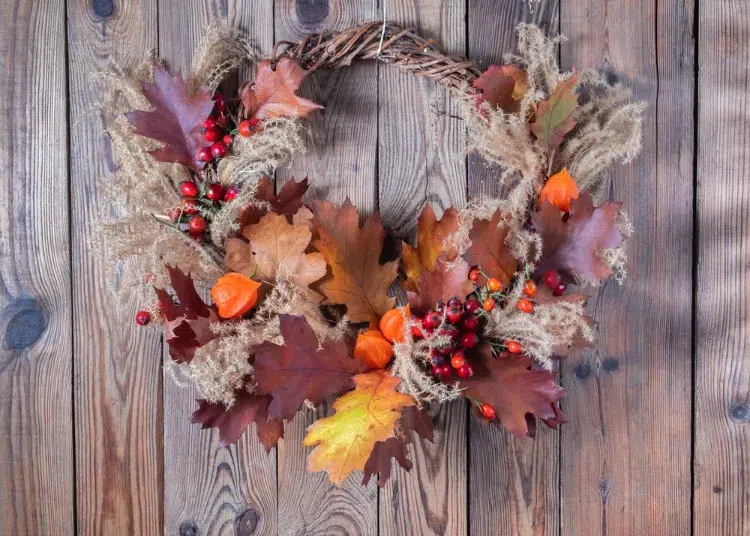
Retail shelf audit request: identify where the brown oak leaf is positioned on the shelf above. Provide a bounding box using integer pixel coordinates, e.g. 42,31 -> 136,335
401,204 -> 459,291
532,193 -> 624,284
529,74 -> 579,154
463,210 -> 519,287
238,176 -> 310,228
125,65 -> 214,171
225,212 -> 325,299
362,406 -> 435,487
407,254 -> 475,315
310,199 -> 398,325
461,343 -> 566,437
240,58 -> 322,120
473,65 -> 529,113
155,266 -> 218,363
191,390 -> 283,451
253,315 -> 368,420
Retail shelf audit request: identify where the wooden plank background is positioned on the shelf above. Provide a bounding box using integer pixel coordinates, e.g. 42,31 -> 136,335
0,0 -> 747,535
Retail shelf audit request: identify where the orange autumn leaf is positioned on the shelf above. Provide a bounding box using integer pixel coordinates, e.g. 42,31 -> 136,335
540,168 -> 580,212
354,330 -> 394,369
303,371 -> 415,486
401,204 -> 459,291
211,273 -> 262,319
379,306 -> 410,343
240,58 -> 323,120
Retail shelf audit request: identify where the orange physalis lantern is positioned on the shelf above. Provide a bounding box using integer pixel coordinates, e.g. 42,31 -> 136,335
211,272 -> 262,319
540,168 -> 580,212
353,330 -> 394,369
379,306 -> 411,343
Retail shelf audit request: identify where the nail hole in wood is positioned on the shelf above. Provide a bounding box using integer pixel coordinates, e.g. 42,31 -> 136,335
296,0 -> 329,26
5,306 -> 45,350
234,508 -> 258,535
713,485 -> 723,494
91,0 -> 115,18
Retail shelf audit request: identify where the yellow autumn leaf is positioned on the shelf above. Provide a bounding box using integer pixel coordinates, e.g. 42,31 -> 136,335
303,371 -> 415,486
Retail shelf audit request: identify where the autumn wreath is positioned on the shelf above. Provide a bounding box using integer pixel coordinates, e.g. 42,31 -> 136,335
98,22 -> 643,486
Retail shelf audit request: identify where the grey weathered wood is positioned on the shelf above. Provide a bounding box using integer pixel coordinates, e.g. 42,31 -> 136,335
560,0 -> 694,534
67,0 -> 163,533
274,2 -> 380,535
157,2 -> 279,535
467,2 -> 561,535
695,1 -> 750,534
0,0 -> 73,534
377,1 -> 467,535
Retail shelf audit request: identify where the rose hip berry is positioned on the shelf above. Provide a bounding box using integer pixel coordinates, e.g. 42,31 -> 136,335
459,332 -> 478,349
543,270 -> 561,290
457,363 -> 474,379
224,185 -> 239,202
480,404 -> 496,420
188,215 -> 206,234
180,181 -> 199,198
206,183 -> 225,201
210,141 -> 227,159
553,283 -> 567,297
135,310 -> 151,326
517,299 -> 534,314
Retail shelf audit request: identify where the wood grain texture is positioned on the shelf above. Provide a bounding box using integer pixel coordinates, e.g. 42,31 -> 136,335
0,0 -> 73,534
157,3 -> 279,535
67,0 -> 163,534
695,1 -> 750,534
377,2 -> 467,535
467,3 -> 560,535
274,2 -> 380,535
560,0 -> 694,534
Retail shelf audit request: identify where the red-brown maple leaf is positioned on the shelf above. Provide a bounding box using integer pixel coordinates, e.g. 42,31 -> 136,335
463,210 -> 519,287
191,390 -> 283,451
155,266 -> 218,363
406,254 -> 475,315
240,58 -> 322,120
461,343 -> 565,437
253,315 -> 368,420
125,65 -> 214,171
361,406 -> 434,487
532,193 -> 624,284
237,176 -> 310,228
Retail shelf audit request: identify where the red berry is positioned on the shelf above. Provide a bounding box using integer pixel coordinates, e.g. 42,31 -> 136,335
430,352 -> 445,366
469,266 -> 480,281
223,134 -> 233,145
213,92 -> 226,112
224,185 -> 239,202
543,270 -> 561,290
447,296 -> 462,308
182,199 -> 199,215
238,119 -> 253,137
446,306 -> 462,324
457,363 -> 474,379
506,341 -> 522,354
203,118 -> 217,129
482,298 -> 495,312
487,278 -> 502,292
197,147 -> 213,163
517,299 -> 534,314
439,364 -> 452,380
411,324 -> 424,339
439,325 -> 460,341
135,310 -> 151,326
459,332 -> 478,349
523,279 -> 537,298
450,351 -> 466,369
188,215 -> 206,234
465,298 -> 480,313
461,315 -> 479,332
206,183 -> 225,201
180,181 -> 199,198
553,283 -> 567,297
480,404 -> 496,420
204,127 -> 222,143
210,141 -> 227,159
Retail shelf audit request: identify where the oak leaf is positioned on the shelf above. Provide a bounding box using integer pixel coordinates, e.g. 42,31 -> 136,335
125,66 -> 214,171
155,266 -> 217,363
407,254 -> 475,315
240,58 -> 322,120
362,406 -> 434,487
238,176 -> 310,228
463,210 -> 519,287
540,168 -> 580,212
529,74 -> 579,154
473,65 -> 529,113
226,212 -> 326,298
461,344 -> 565,437
401,204 -> 459,291
532,193 -> 624,284
303,371 -> 416,486
253,315 -> 368,420
191,390 -> 283,451
310,199 -> 398,325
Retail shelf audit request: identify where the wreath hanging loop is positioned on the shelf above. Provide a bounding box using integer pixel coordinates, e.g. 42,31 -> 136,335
96,21 -> 644,487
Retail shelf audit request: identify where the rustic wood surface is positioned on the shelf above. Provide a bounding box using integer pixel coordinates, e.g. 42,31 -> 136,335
0,0 -> 747,535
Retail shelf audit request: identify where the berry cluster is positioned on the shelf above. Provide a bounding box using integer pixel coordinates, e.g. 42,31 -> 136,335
197,94 -> 233,164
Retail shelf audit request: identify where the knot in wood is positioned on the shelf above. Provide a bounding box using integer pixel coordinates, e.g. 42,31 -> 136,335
296,0 -> 329,25
179,521 -> 199,536
91,0 -> 115,18
5,304 -> 45,350
234,508 -> 258,535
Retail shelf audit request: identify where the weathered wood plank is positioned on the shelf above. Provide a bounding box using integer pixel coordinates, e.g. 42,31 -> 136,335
377,1 -> 467,535
274,2 -> 379,535
467,2 -> 561,535
695,1 -> 750,534
560,0 -> 694,534
67,0 -> 163,534
157,2 -> 278,536
0,0 -> 73,534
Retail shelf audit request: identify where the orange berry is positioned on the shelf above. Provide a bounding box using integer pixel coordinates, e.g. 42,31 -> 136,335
487,277 -> 502,292
523,279 -> 537,298
450,353 -> 466,369
517,299 -> 534,314
480,404 -> 496,420
482,298 -> 495,311
506,340 -> 522,354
